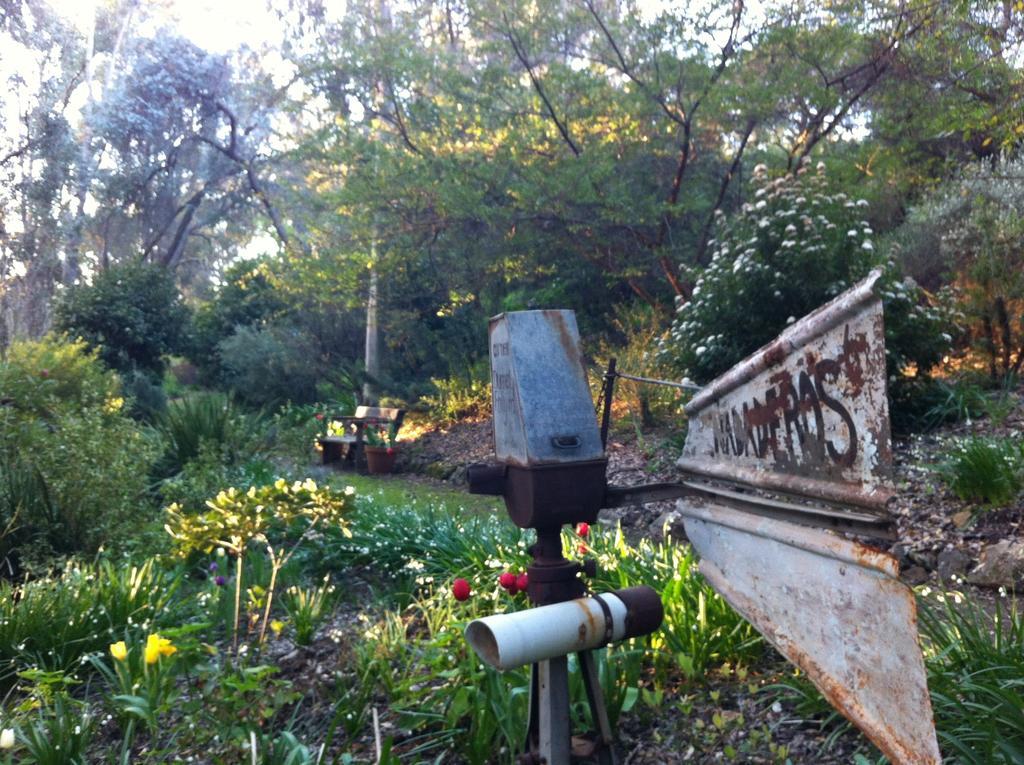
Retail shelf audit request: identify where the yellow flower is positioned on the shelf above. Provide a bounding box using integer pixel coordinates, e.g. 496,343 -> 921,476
144,633 -> 176,664
270,620 -> 285,636
109,641 -> 128,661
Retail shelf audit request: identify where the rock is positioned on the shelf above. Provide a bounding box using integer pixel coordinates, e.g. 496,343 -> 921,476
908,549 -> 936,571
649,509 -> 688,542
936,548 -> 970,582
424,461 -> 455,480
447,464 -> 467,485
951,511 -> 973,529
967,540 -> 1024,587
901,565 -> 929,585
890,542 -> 913,568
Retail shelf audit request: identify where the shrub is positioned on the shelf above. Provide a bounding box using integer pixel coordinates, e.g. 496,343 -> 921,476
152,391 -> 268,479
190,258 -> 288,383
936,436 -> 1024,508
121,368 -> 168,422
421,367 -> 492,425
597,302 -> 685,427
217,324 -> 326,407
658,163 -> 952,389
53,261 -> 191,377
0,338 -> 155,563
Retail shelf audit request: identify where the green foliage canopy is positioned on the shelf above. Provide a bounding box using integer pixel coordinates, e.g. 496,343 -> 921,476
54,262 -> 191,377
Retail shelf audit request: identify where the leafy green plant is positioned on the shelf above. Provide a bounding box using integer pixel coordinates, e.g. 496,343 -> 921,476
16,691 -> 93,765
197,663 -> 301,748
253,731 -> 318,765
919,591 -> 1024,764
316,490 -> 528,587
588,525 -> 762,680
363,423 -> 397,449
936,436 -> 1024,507
0,559 -> 181,678
920,377 -> 989,431
0,338 -> 156,563
357,584 -> 531,765
152,391 -> 267,478
53,261 -> 191,377
90,632 -> 181,754
166,479 -> 354,650
280,577 -> 337,645
421,366 -> 492,425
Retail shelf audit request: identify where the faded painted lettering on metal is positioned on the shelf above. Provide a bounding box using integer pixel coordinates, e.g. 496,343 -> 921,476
489,310 -> 603,466
679,270 -> 894,511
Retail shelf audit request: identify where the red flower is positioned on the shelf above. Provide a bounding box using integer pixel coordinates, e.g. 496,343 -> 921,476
386,447 -> 395,455
578,543 -> 588,555
315,413 -> 324,420
451,578 -> 471,601
498,572 -> 516,590
577,522 -> 590,537
516,573 -> 529,592
39,369 -> 50,379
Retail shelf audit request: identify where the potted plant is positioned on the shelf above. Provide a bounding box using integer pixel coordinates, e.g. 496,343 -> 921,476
363,423 -> 398,474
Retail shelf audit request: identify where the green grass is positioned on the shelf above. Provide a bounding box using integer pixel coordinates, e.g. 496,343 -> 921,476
325,472 -> 505,516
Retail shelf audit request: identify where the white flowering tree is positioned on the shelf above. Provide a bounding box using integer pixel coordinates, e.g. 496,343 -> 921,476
659,163 -> 951,389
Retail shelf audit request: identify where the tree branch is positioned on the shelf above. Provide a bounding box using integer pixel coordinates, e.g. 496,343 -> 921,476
502,12 -> 581,157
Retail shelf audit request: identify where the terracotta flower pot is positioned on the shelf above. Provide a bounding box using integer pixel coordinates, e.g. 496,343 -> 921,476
364,445 -> 398,474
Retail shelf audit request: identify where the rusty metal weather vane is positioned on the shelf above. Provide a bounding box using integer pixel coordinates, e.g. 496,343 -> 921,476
466,270 -> 941,765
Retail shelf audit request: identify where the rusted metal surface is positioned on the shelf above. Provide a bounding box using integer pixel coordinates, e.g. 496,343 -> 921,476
490,310 -> 604,467
679,501 -> 940,765
603,480 -> 896,538
678,270 -> 894,514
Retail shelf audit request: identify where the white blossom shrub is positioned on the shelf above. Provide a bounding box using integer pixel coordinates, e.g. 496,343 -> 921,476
659,163 -> 951,388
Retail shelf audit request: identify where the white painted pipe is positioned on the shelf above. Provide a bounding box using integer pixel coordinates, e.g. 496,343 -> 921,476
465,587 -> 662,671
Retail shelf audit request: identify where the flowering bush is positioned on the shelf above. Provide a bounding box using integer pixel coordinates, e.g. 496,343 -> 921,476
658,164 -> 951,388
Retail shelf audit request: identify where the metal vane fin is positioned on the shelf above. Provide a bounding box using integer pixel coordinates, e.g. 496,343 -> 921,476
678,269 -> 894,516
680,503 -> 941,765
670,272 -> 940,763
